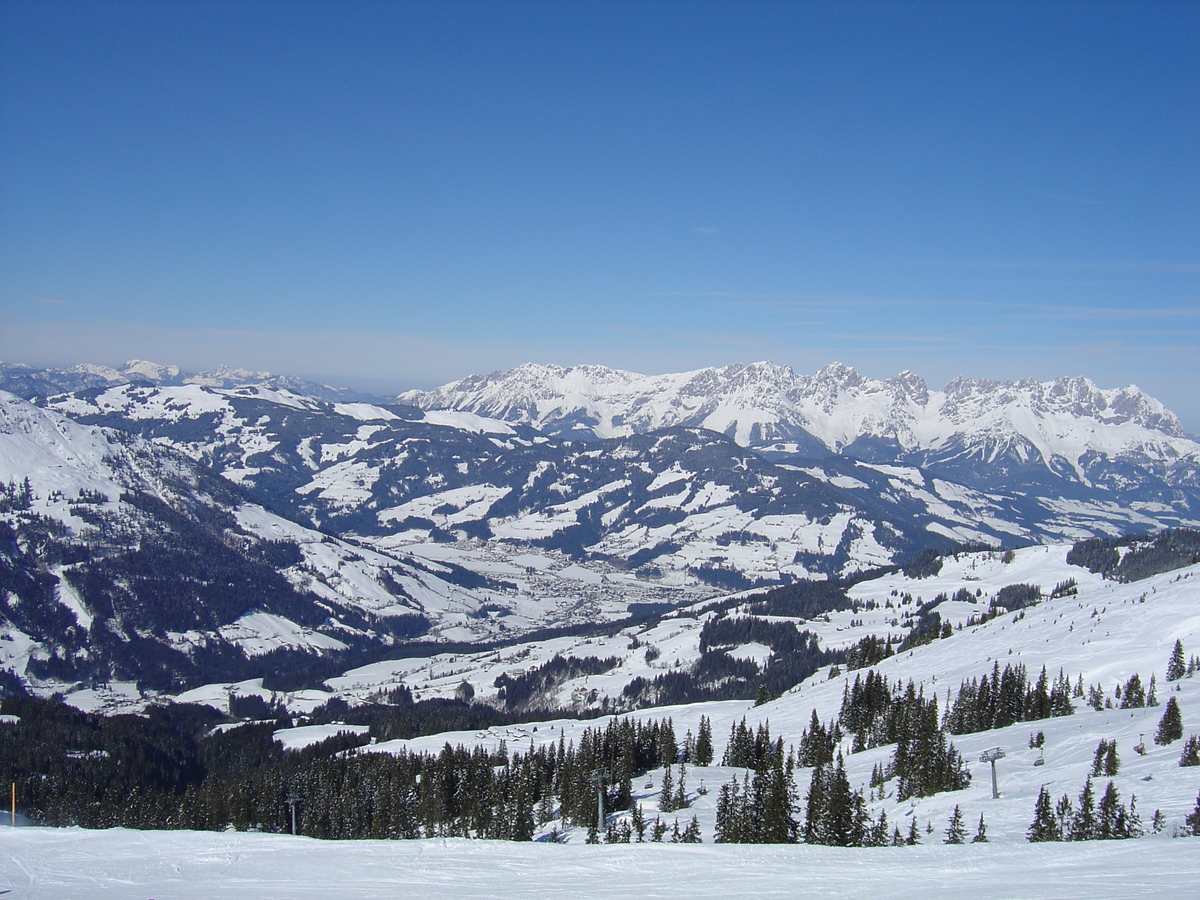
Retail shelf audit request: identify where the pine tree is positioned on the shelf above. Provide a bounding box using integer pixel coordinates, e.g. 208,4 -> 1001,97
1185,791 -> 1200,837
1147,675 -> 1158,707
694,715 -> 714,766
971,813 -> 988,843
906,816 -> 921,845
1091,739 -> 1119,776
1154,697 -> 1183,745
1027,786 -> 1058,842
1104,739 -> 1120,776
659,764 -> 676,813
1179,734 -> 1200,766
673,761 -> 687,811
681,815 -> 701,843
1096,781 -> 1122,839
1120,673 -> 1146,709
944,805 -> 966,844
1167,640 -> 1186,682
1069,777 -> 1097,841
631,802 -> 646,842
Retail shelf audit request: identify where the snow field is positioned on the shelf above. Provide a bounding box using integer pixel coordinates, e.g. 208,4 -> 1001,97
2,825 -> 1197,899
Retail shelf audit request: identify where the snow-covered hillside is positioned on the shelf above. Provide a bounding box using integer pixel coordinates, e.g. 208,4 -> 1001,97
232,542 -> 1200,851
7,528 -> 1200,899
3,390 -> 695,694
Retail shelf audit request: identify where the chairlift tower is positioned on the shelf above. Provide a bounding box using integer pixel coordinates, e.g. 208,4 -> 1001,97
979,748 -> 1005,799
285,793 -> 302,835
590,768 -> 609,836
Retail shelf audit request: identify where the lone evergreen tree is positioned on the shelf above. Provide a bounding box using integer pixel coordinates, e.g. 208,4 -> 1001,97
1167,640 -> 1186,682
1154,697 -> 1183,745
971,813 -> 988,843
943,805 -> 966,844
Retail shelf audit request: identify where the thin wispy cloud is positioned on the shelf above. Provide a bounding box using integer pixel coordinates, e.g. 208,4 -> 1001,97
28,295 -> 67,306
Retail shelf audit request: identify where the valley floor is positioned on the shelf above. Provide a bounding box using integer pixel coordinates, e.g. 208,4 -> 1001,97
2,827 -> 1198,900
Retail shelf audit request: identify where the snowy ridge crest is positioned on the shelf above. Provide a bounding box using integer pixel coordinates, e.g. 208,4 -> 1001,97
398,361 -> 1196,475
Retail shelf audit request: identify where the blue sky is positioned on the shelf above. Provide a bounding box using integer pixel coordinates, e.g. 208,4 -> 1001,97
2,1 -> 1198,427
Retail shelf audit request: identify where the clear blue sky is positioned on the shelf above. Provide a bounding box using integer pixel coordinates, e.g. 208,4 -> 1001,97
2,1 -> 1198,427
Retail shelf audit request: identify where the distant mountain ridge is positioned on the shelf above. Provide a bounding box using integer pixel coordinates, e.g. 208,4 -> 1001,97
399,361 -> 1200,494
0,359 -> 372,405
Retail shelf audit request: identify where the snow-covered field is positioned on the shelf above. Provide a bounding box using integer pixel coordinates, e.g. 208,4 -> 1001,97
2,827 -> 1198,899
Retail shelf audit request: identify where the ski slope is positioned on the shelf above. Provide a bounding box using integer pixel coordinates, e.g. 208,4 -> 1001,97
1,826 -> 1197,899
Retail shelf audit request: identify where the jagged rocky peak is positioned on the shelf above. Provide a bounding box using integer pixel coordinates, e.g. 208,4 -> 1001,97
887,370 -> 930,405
938,373 -> 1184,436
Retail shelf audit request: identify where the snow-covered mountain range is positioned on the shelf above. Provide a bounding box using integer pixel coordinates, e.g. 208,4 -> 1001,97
400,361 -> 1200,494
0,359 -> 369,405
4,358 -> 1200,697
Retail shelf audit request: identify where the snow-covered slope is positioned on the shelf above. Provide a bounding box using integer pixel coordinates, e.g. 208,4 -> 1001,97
256,541 -> 1200,853
3,827 -> 1196,899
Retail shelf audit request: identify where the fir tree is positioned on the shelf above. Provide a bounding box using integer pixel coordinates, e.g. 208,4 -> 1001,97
694,715 -> 714,766
673,761 -> 688,811
1097,781 -> 1123,839
1027,786 -> 1058,842
971,813 -> 988,843
944,805 -> 966,844
1178,734 -> 1200,766
906,816 -> 920,845
650,816 -> 668,842
1120,673 -> 1146,709
1091,739 -> 1119,776
1104,739 -> 1120,776
1069,777 -> 1097,841
1185,791 -> 1200,837
659,764 -> 676,813
1167,640 -> 1186,682
630,802 -> 646,842
1154,697 -> 1183,745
